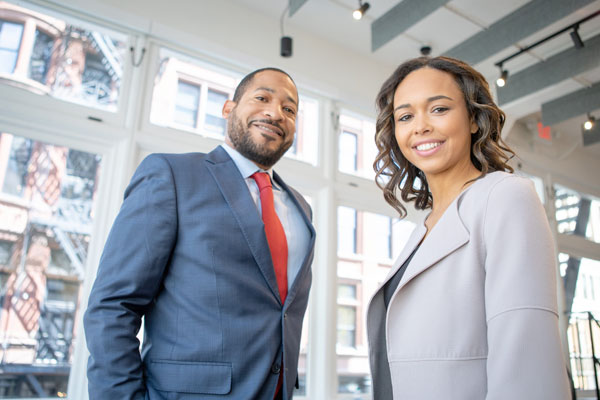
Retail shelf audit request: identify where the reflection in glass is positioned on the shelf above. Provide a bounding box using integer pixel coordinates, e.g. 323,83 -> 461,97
0,132 -> 101,398
555,185 -> 600,244
174,81 -> 200,128
205,88 -> 228,135
338,131 -> 358,173
28,29 -> 54,84
0,20 -> 23,74
336,207 -> 416,395
0,3 -> 127,111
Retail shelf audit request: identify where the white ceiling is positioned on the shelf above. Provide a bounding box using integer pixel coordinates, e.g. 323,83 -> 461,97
230,0 -> 600,157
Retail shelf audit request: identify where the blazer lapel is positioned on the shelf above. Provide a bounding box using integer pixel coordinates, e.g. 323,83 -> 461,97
395,193 -> 470,294
273,171 -> 316,307
205,147 -> 282,304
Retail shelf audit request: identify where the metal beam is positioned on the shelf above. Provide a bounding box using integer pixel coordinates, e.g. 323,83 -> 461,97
371,0 -> 450,52
497,33 -> 600,106
443,0 -> 595,65
289,0 -> 308,17
542,82 -> 600,126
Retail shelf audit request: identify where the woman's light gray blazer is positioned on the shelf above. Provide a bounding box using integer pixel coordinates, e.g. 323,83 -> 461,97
367,171 -> 570,400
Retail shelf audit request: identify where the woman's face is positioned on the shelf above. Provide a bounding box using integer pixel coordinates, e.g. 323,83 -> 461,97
392,67 -> 478,180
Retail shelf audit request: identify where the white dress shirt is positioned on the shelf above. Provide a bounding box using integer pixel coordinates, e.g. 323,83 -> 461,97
221,143 -> 311,289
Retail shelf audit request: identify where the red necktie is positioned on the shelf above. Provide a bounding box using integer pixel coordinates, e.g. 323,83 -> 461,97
251,172 -> 288,303
252,172 -> 287,399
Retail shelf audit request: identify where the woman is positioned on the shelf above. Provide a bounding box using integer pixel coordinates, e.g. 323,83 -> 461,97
366,56 -> 570,400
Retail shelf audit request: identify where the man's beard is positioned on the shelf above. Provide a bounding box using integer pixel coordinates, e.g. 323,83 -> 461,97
227,111 -> 293,168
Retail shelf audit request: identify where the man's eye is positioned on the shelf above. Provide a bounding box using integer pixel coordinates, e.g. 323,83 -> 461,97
284,107 -> 296,115
256,96 -> 266,101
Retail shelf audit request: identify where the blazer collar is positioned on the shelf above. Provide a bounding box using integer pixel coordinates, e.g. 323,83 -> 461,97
381,181 -> 480,296
205,147 -> 281,303
205,146 -> 315,306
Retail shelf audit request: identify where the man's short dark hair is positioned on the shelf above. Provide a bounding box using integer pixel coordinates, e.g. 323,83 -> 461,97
232,67 -> 296,103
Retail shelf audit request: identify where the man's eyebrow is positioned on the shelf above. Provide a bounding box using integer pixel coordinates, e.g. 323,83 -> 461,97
254,87 -> 298,106
393,95 -> 453,113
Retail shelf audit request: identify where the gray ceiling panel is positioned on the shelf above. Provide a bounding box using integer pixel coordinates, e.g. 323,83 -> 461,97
497,33 -> 600,105
289,0 -> 309,16
443,0 -> 595,65
371,0 -> 450,52
542,82 -> 600,126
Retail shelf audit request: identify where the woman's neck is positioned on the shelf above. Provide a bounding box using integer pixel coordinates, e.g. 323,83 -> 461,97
424,163 -> 481,230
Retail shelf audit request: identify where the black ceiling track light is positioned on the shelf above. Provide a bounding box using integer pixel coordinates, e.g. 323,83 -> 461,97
494,10 -> 600,87
353,0 -> 370,20
280,3 -> 292,57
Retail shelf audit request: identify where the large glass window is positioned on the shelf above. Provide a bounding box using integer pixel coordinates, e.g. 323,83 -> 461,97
336,206 -> 416,396
0,20 -> 23,74
554,185 -> 600,244
0,2 -> 128,112
174,80 -> 200,128
0,132 -> 101,398
338,112 -> 377,179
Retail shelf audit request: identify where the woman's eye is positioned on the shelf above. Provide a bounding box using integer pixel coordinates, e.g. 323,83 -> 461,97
398,114 -> 412,122
432,106 -> 448,113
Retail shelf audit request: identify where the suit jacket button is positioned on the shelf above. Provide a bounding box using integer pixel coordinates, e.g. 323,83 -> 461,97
271,363 -> 281,374
284,313 -> 287,319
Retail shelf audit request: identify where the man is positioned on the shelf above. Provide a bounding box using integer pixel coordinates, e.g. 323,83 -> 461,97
84,68 -> 315,400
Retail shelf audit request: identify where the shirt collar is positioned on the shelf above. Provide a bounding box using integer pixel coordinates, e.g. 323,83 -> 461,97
220,143 -> 280,189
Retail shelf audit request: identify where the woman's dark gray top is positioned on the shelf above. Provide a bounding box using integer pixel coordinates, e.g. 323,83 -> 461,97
383,245 -> 419,309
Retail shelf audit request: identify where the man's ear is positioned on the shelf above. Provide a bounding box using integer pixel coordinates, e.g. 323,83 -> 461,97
222,100 -> 236,118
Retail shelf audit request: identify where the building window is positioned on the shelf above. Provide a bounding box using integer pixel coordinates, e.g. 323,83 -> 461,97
337,305 -> 356,348
0,3 -> 128,112
555,185 -> 600,244
338,111 -> 377,179
27,29 -> 54,84
339,130 -> 358,173
205,88 -> 228,135
0,132 -> 101,398
174,80 -> 200,128
338,206 -> 358,255
0,20 -> 23,74
0,240 -> 14,265
1,134 -> 33,197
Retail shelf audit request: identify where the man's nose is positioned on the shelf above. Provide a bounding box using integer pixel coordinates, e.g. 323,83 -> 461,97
262,103 -> 284,120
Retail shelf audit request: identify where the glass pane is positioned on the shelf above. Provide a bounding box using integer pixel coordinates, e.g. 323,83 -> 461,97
286,95 -> 319,165
28,29 -> 54,84
205,88 -> 228,135
336,208 -> 416,395
566,256 -> 600,391
174,81 -> 200,128
339,131 -> 358,173
0,3 -> 127,112
0,20 -> 23,49
338,284 -> 357,300
0,131 -> 102,398
337,206 -> 357,255
150,47 -> 238,138
338,112 -> 377,179
0,20 -> 23,74
555,185 -> 600,244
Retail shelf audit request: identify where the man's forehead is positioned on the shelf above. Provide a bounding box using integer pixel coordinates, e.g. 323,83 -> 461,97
248,71 -> 298,101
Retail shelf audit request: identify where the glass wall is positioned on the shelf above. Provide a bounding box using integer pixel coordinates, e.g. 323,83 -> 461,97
0,132 -> 101,398
0,2 -> 128,111
336,206 -> 415,396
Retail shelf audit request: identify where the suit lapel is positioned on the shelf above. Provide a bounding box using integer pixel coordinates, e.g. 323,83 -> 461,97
205,147 -> 282,304
273,171 -> 316,307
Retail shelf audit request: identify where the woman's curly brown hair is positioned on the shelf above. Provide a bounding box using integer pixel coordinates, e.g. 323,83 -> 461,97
373,56 -> 515,218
